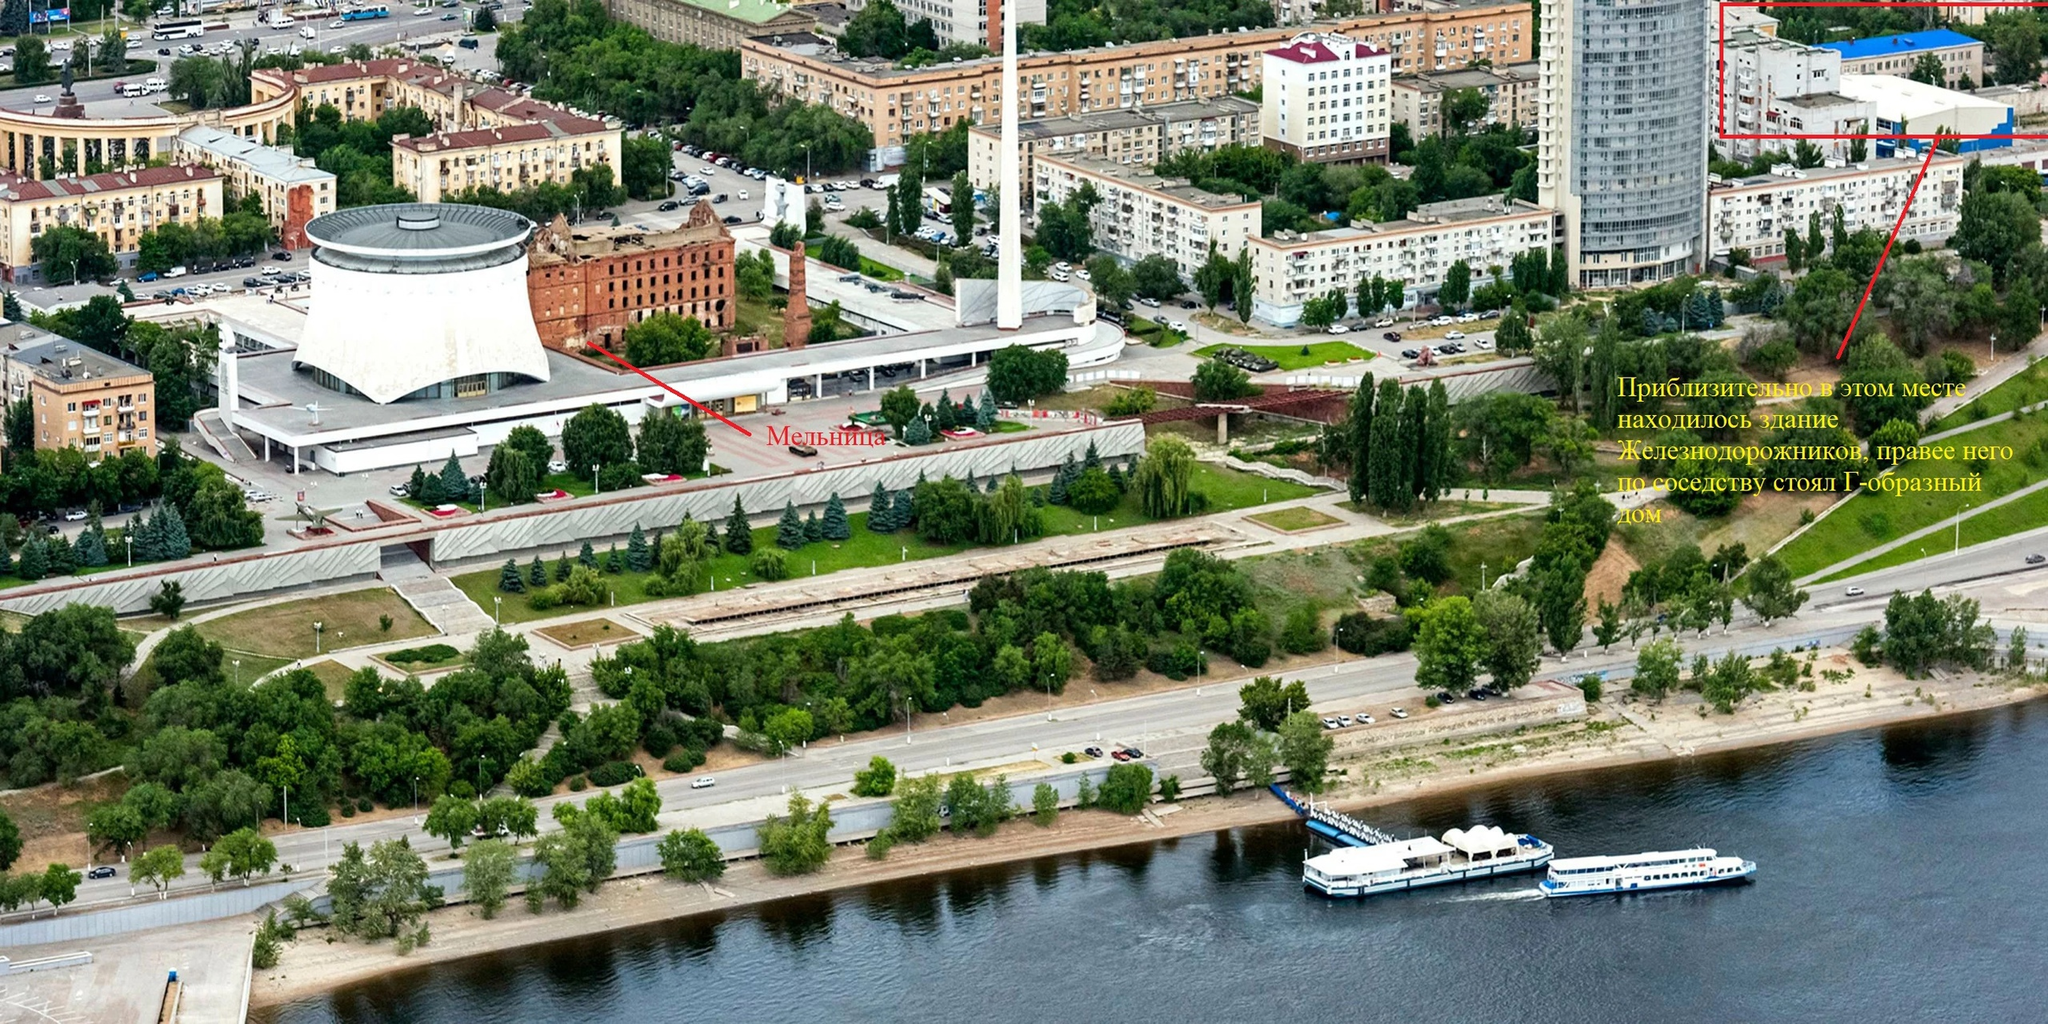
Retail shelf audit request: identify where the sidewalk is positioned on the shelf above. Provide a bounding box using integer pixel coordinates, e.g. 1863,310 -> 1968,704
1922,336 -> 2047,425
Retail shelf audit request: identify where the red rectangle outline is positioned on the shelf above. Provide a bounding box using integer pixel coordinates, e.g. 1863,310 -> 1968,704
1718,2 -> 2048,140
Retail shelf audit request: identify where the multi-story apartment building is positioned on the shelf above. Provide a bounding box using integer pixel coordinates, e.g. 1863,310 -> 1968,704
1818,30 -> 1984,90
1248,195 -> 1553,326
0,165 -> 222,284
389,119 -> 620,204
173,126 -> 336,250
1706,154 -> 1965,263
1719,32 -> 1874,163
1389,60 -> 1539,138
844,0 -> 1044,49
1032,154 -> 1258,284
606,0 -> 817,52
1538,0 -> 1707,288
1262,34 -> 1393,164
965,98 -> 1260,190
0,323 -> 157,458
740,0 -> 1529,155
527,205 -> 737,352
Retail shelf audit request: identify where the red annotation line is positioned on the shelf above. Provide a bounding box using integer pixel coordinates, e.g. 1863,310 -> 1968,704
1837,138 -> 1942,362
586,344 -> 755,437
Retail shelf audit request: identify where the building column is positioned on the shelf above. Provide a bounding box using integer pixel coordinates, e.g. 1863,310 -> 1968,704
813,373 -> 822,396
73,137 -> 84,176
919,359 -> 928,379
1216,412 -> 1230,446
868,367 -> 875,391
291,445 -> 299,474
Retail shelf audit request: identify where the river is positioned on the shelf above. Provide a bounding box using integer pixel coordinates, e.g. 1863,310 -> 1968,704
258,702 -> 2048,1023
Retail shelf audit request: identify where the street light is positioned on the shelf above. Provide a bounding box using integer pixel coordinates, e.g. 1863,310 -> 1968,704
592,462 -> 601,496
1046,671 -> 1055,721
232,659 -> 241,686
313,621 -> 324,655
124,534 -> 132,566
905,698 -> 914,744
493,595 -> 501,625
412,776 -> 420,813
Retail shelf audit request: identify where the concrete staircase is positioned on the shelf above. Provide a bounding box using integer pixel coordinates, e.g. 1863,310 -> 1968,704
380,548 -> 497,636
193,409 -> 257,463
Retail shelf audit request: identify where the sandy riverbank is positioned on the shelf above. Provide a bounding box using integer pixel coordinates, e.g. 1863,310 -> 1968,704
251,653 -> 2046,1010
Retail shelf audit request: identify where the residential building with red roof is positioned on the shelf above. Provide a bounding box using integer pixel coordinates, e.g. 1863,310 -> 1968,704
1260,33 -> 1393,164
0,164 -> 222,284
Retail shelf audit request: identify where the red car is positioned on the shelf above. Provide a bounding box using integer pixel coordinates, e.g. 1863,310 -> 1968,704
1111,750 -> 1131,762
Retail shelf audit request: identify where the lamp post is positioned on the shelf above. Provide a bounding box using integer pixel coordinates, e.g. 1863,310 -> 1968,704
1992,333 -> 1997,360
477,757 -> 486,807
1480,562 -> 1488,590
313,621 -> 324,655
124,534 -> 132,566
232,659 -> 241,686
1046,671 -> 1055,721
905,698 -> 914,744
412,776 -> 419,813
592,462 -> 601,496
493,596 -> 501,625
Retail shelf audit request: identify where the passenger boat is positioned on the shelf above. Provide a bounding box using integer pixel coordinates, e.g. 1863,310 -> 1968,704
1538,848 -> 1756,897
1302,825 -> 1554,898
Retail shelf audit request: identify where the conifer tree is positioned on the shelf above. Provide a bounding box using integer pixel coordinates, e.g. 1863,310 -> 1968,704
626,524 -> 652,572
529,555 -> 547,587
129,511 -> 160,563
703,518 -> 720,552
0,533 -> 12,575
723,494 -> 753,554
867,482 -> 894,533
74,518 -> 107,568
803,509 -> 823,543
579,541 -> 598,568
822,493 -> 851,540
157,504 -> 191,560
16,534 -> 45,581
776,502 -> 806,549
893,488 -> 916,528
935,389 -> 957,430
408,464 -> 428,500
498,558 -> 526,593
438,454 -> 467,503
1032,486 -> 1047,507
905,417 -> 932,445
1050,454 -> 1076,505
985,474 -> 999,494
554,554 -> 571,582
1084,440 -> 1101,471
977,394 -> 996,431
44,533 -> 74,575
1108,462 -> 1127,493
604,543 -> 623,573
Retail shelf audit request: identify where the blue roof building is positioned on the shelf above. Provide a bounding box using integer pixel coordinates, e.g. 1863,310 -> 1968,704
1817,31 -> 1986,89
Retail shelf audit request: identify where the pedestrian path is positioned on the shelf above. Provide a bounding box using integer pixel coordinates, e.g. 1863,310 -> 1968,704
1796,475 -> 2048,585
388,574 -> 496,636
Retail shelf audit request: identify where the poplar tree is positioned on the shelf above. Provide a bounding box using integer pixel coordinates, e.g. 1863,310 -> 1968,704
1425,379 -> 1451,501
1366,377 -> 1405,509
723,495 -> 753,554
1344,374 -> 1374,504
1399,385 -> 1428,510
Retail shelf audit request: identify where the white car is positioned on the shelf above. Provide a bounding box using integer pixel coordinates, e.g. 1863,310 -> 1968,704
1326,323 -> 1350,335
1457,312 -> 1480,323
388,483 -> 410,496
1374,317 -> 1395,328
1139,297 -> 1161,308
62,509 -> 87,522
1474,339 -> 1494,350
1390,707 -> 1409,719
1337,715 -> 1353,726
1357,712 -> 1375,725
1049,270 -> 1070,282
1444,330 -> 1466,340
690,776 -> 716,789
1845,586 -> 1866,597
1431,315 -> 1455,326
1076,267 -> 1092,282
1054,261 -> 1071,272
32,94 -> 49,104
1166,320 -> 1188,332
700,166 -> 716,175
546,459 -> 568,474
737,189 -> 749,200
1322,718 -> 1340,730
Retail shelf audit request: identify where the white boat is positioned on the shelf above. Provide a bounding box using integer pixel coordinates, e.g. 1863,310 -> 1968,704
1538,848 -> 1756,897
1303,825 -> 1553,898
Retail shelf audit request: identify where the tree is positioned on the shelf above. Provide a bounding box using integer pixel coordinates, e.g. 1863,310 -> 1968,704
1634,637 -> 1684,700
1951,190 -> 2040,286
658,828 -> 726,882
885,774 -> 943,843
1992,15 -> 2042,85
1201,720 -> 1264,794
1473,589 -> 1542,690
1442,86 -> 1491,136
1741,554 -> 1809,625
461,839 -> 515,920
1411,596 -> 1486,694
1135,435 -> 1198,518
775,501 -> 806,550
985,345 -> 1069,404
636,408 -> 707,476
1085,254 -> 1134,308
1277,710 -> 1335,793
1032,782 -> 1059,826
1096,763 -> 1154,813
437,454 -> 469,507
821,492 -> 852,541
852,756 -> 898,797
32,225 -> 118,284
1194,243 -> 1232,311
1909,52 -> 1946,86
130,845 -> 186,900
87,803 -> 147,861
39,862 -> 80,915
426,794 -> 480,849
561,404 -> 634,478
1131,254 -> 1185,301
1191,359 -> 1256,401
1438,260 -> 1472,309
756,793 -> 834,875
0,809 -> 18,870
1236,675 -> 1311,732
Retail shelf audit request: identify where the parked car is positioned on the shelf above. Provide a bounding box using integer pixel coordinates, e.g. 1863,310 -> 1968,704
1436,690 -> 1457,704
88,865 -> 117,880
1445,330 -> 1466,340
1111,749 -> 1131,761
1357,712 -> 1375,724
1390,707 -> 1409,719
2029,554 -> 2046,565
657,200 -> 680,211
1084,746 -> 1104,758
388,483 -> 410,496
1337,715 -> 1353,726
1383,331 -> 1402,342
1326,323 -> 1350,335
1374,317 -> 1395,328
788,443 -> 819,457
1322,718 -> 1340,730
547,459 -> 568,474
1123,748 -> 1144,760
1400,348 -> 1418,359
1845,586 -> 1866,597
1138,296 -> 1161,308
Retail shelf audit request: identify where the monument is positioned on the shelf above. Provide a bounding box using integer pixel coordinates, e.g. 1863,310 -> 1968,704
53,64 -> 84,120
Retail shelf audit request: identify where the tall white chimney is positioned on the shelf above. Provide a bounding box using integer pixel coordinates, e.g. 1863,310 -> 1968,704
995,0 -> 1023,331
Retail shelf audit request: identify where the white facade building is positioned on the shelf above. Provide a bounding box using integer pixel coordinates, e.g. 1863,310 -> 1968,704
1033,153 -> 1259,286
1249,195 -> 1554,326
1261,33 -> 1393,163
844,0 -> 1044,49
1721,33 -> 1874,164
1705,154 -> 1965,263
1836,74 -> 2015,156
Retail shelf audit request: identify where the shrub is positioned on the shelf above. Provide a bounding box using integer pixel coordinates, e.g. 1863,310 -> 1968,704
357,796 -> 373,812
1066,468 -> 1121,514
449,780 -> 475,800
1060,751 -> 1078,764
568,775 -> 588,792
384,643 -> 461,666
506,758 -> 553,797
662,746 -> 707,773
1576,674 -> 1603,702
340,802 -> 356,818
1105,386 -> 1156,416
643,721 -> 678,758
588,761 -> 642,787
1157,774 -> 1182,802
751,548 -> 790,581
1333,612 -> 1412,655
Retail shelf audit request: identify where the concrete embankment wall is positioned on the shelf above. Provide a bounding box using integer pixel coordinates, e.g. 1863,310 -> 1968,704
0,542 -> 382,617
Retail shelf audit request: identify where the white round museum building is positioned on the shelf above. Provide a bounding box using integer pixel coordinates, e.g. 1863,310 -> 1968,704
295,203 -> 550,404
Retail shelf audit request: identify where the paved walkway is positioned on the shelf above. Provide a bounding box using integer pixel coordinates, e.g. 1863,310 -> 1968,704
1922,397 -> 2048,443
1797,475 -> 2048,585
389,574 -> 496,635
1922,336 -> 2048,426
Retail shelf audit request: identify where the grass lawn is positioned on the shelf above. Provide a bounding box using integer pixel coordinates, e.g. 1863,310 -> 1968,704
302,660 -> 359,703
458,462 -> 1320,622
991,420 -> 1029,433
1248,506 -> 1343,531
1195,341 -> 1374,370
1365,499 -> 1522,526
1241,546 -> 1368,626
1931,357 -> 2048,432
733,295 -> 786,348
536,618 -> 635,648
1350,512 -> 1548,599
196,588 -> 436,660
1819,485 -> 2048,582
1774,413 -> 2048,579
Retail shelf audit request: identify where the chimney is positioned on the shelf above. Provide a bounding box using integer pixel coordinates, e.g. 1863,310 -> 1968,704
784,242 -> 811,349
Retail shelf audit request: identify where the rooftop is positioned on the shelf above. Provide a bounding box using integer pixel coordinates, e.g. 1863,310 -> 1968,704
972,98 -> 1261,142
0,164 -> 218,202
305,203 -> 533,257
1266,37 -> 1387,66
1714,152 -> 1963,189
388,120 -> 608,156
1818,30 -> 1983,61
529,212 -> 730,267
176,126 -> 336,186
0,322 -> 152,385
1836,74 -> 2011,120
668,0 -> 807,24
1257,195 -> 1549,245
1393,60 -> 1538,92
1037,154 -> 1256,210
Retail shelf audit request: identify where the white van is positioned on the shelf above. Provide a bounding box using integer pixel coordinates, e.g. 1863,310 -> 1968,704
299,26 -> 316,39
144,77 -> 166,93
120,82 -> 146,98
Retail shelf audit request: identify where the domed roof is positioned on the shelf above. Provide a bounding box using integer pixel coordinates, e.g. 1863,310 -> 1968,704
306,203 -> 532,260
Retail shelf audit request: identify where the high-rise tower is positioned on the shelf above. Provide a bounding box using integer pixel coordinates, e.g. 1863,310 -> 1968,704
996,0 -> 1023,330
1537,0 -> 1709,289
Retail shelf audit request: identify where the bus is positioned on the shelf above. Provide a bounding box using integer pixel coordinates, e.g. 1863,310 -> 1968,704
151,19 -> 205,39
340,4 -> 389,21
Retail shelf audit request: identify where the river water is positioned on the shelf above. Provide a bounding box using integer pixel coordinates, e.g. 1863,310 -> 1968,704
259,702 -> 2048,1024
